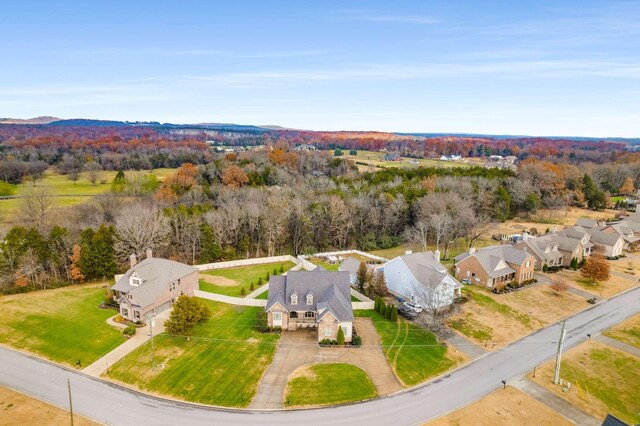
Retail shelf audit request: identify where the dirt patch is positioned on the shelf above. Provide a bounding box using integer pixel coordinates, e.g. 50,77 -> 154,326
0,386 -> 99,426
494,285 -> 587,325
200,275 -> 238,287
426,386 -> 572,426
288,364 -> 317,381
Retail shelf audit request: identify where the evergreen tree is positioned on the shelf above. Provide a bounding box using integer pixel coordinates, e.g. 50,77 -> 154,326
336,326 -> 345,345
356,260 -> 368,293
390,306 -> 398,322
199,224 -> 223,263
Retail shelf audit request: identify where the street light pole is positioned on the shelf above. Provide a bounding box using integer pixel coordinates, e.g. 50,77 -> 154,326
67,379 -> 74,426
147,312 -> 156,369
553,320 -> 567,385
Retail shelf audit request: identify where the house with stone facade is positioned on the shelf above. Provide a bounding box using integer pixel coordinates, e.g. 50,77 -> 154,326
453,245 -> 535,288
111,251 -> 199,322
265,270 -> 354,342
383,251 -> 462,308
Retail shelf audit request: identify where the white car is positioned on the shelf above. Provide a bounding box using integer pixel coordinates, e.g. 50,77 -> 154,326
403,301 -> 423,313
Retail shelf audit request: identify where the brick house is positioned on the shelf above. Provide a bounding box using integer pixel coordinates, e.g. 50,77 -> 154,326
111,251 -> 199,322
265,270 -> 354,343
454,245 -> 535,288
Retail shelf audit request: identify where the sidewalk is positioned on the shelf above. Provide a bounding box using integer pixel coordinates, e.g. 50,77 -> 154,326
82,311 -> 170,377
511,376 -> 600,426
594,334 -> 640,358
445,331 -> 487,360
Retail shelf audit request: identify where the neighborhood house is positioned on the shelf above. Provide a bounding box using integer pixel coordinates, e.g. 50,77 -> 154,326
383,251 -> 462,308
265,270 -> 354,342
111,251 -> 199,322
454,245 -> 535,288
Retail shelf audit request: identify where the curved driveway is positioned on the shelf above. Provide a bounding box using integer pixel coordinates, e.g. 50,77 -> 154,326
1,286 -> 639,426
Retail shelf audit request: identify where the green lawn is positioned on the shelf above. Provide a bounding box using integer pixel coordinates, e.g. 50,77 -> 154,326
356,310 -> 462,386
0,285 -> 125,367
254,289 -> 269,299
0,168 -> 176,224
308,258 -> 340,271
106,300 -> 279,407
604,314 -> 640,349
199,262 -> 295,297
559,346 -> 640,424
284,363 -> 376,407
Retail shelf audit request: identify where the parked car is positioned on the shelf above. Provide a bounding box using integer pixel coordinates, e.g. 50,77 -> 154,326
397,305 -> 418,320
403,301 -> 423,313
461,278 -> 471,285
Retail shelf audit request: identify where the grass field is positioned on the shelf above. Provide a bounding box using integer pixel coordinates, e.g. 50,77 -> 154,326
427,386 -> 572,426
307,258 -> 340,271
344,150 -> 477,172
530,341 -> 640,424
199,262 -> 295,297
604,314 -> 640,349
0,168 -> 176,224
106,300 -> 279,407
0,386 -> 99,426
0,284 -> 124,367
284,363 -> 376,407
554,268 -> 638,298
356,310 -> 463,386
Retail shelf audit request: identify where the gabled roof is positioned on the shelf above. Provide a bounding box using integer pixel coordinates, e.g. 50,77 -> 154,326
576,218 -> 598,228
266,271 -> 354,322
111,258 -> 198,308
393,252 -> 462,290
587,227 -> 624,246
455,245 -> 531,277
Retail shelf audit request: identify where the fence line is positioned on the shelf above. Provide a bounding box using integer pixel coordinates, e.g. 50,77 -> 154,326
196,255 -> 298,271
299,249 -> 388,262
194,290 -> 267,307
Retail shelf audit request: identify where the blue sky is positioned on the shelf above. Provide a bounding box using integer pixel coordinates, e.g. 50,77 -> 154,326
1,0 -> 639,137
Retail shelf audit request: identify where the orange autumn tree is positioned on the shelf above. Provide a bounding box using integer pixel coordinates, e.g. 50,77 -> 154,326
581,254 -> 610,285
221,165 -> 248,188
15,270 -> 29,288
70,244 -> 85,283
620,177 -> 635,196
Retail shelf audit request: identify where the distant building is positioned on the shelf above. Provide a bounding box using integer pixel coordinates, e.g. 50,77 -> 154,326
295,144 -> 318,151
384,152 -> 401,161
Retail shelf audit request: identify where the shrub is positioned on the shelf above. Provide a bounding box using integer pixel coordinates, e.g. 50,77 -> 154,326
385,304 -> 392,319
258,277 -> 263,286
164,295 -> 212,336
0,181 -> 16,197
123,324 -> 136,337
265,272 -> 270,280
542,264 -> 548,272
273,267 -> 278,275
256,310 -> 268,332
337,326 -> 345,345
454,296 -> 469,304
380,303 -> 387,317
349,150 -> 357,155
279,265 -> 284,273
587,298 -> 597,305
249,282 -> 255,291
351,335 -> 362,346
240,287 -> 246,296
390,306 -> 398,322
570,257 -> 579,270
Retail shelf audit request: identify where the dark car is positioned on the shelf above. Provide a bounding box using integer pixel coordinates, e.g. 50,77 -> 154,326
397,305 -> 418,320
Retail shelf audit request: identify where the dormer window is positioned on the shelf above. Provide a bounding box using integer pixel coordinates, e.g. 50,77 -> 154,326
130,272 -> 141,287
291,294 -> 298,305
306,294 -> 313,305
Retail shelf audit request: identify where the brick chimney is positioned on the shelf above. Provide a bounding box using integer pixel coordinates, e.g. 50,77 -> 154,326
469,247 -> 476,254
129,254 -> 137,268
146,248 -> 153,259
434,249 -> 441,261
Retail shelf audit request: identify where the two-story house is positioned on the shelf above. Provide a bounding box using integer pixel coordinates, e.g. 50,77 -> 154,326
453,245 -> 535,288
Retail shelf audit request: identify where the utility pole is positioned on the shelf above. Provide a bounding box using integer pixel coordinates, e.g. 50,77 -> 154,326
67,379 -> 74,426
554,320 -> 567,385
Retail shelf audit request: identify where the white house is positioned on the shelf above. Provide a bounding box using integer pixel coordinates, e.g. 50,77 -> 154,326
382,251 -> 462,308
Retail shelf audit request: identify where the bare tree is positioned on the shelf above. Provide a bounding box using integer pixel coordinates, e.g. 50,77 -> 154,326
404,220 -> 429,252
114,203 -> 171,260
20,188 -> 53,232
83,161 -> 103,184
413,281 -> 454,332
550,278 -> 569,295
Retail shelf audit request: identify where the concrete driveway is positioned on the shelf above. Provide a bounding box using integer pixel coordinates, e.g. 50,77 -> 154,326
250,317 -> 402,409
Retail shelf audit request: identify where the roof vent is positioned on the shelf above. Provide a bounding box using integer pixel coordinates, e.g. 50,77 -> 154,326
404,250 -> 413,255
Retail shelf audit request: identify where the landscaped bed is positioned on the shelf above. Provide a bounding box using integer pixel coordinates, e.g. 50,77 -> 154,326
529,341 -> 640,424
0,284 -> 125,367
284,363 -> 376,407
356,310 -> 464,386
106,300 -> 279,407
199,261 -> 295,297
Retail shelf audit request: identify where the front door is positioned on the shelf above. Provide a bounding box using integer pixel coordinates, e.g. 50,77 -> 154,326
273,311 -> 282,326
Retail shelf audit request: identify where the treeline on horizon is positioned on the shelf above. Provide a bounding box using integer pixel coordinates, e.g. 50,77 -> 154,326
1,136 -> 639,294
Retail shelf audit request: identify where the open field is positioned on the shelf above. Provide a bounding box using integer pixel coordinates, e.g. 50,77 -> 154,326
0,284 -> 124,366
447,284 -> 587,349
427,386 -> 572,426
553,268 -> 638,298
604,313 -> 640,349
199,261 -> 295,297
284,363 -> 376,407
0,386 -> 99,426
355,310 -> 465,386
307,257 -> 340,271
0,168 -> 176,224
529,341 -> 640,424
344,150 -> 479,172
106,300 -> 279,407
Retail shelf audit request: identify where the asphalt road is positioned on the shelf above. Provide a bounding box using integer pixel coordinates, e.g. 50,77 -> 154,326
1,286 -> 639,426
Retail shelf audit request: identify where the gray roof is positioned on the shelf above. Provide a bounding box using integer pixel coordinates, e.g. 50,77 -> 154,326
576,218 -> 598,228
399,252 -> 461,290
515,237 -> 564,262
455,245 -> 530,277
588,227 -> 623,246
266,270 -> 354,322
112,258 -> 198,308
338,257 -> 362,275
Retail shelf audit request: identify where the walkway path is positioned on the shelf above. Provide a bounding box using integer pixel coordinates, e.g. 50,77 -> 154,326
511,376 -> 600,426
445,331 -> 487,360
250,318 -> 402,409
594,334 -> 640,358
611,270 -> 640,281
82,311 -> 170,377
